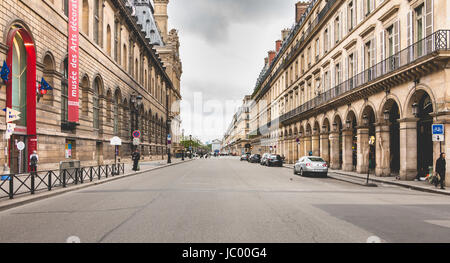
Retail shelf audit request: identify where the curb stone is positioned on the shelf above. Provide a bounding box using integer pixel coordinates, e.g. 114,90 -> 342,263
282,164 -> 450,196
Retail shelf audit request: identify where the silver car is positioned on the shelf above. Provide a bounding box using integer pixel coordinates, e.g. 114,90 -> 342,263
294,156 -> 328,177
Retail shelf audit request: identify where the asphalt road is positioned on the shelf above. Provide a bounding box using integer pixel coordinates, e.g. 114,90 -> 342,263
1,157 -> 450,243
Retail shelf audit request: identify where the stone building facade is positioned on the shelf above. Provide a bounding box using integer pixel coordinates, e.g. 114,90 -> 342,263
249,0 -> 450,185
0,0 -> 181,172
222,95 -> 252,155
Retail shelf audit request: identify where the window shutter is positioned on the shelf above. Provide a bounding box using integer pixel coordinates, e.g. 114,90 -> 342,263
354,51 -> 358,84
331,62 -> 335,88
345,55 -> 349,80
380,30 -> 385,61
328,24 -> 331,50
394,20 -> 400,53
353,1 -> 357,28
425,0 -> 434,52
380,30 -> 385,74
407,10 -> 413,62
359,0 -> 364,23
425,0 -> 433,37
340,11 -> 344,40
407,11 -> 412,46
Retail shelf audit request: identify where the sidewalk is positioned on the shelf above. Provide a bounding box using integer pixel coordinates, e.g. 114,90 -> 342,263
282,163 -> 450,196
0,158 -> 193,212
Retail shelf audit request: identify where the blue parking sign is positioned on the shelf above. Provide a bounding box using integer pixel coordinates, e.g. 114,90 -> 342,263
432,124 -> 444,135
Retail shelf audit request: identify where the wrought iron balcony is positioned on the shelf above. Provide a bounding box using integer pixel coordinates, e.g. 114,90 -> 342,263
280,30 -> 450,123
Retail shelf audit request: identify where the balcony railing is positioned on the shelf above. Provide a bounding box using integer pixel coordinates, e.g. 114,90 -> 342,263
253,0 -> 336,98
280,30 -> 450,123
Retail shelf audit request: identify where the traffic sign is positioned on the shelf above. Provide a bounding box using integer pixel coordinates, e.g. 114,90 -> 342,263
133,138 -> 140,145
132,130 -> 141,138
110,136 -> 122,146
433,134 -> 445,142
432,124 -> 444,135
17,141 -> 25,151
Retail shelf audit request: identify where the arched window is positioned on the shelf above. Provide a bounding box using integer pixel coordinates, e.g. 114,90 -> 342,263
144,69 -> 148,90
135,58 -> 139,80
122,44 -> 127,70
114,95 -> 119,135
106,25 -> 111,56
61,58 -> 68,123
82,0 -> 89,35
93,78 -> 100,129
93,0 -> 100,45
114,20 -> 119,62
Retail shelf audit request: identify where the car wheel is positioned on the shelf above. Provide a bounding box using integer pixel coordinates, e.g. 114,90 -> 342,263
300,168 -> 304,177
293,167 -> 297,175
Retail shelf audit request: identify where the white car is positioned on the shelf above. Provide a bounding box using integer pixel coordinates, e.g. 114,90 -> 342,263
294,156 -> 328,177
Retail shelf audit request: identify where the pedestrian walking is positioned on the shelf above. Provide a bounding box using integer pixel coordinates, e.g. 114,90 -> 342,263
435,152 -> 446,190
132,149 -> 141,172
29,150 -> 39,175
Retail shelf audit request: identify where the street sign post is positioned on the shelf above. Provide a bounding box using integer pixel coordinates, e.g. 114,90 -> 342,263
132,130 -> 141,139
432,124 -> 445,142
133,138 -> 140,146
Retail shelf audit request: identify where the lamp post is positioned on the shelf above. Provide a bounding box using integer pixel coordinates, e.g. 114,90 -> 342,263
166,118 -> 172,164
189,135 -> 192,159
130,92 -> 143,152
181,129 -> 185,161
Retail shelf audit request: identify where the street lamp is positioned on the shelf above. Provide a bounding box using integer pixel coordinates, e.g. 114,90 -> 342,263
412,102 -> 419,117
332,122 -> 338,132
346,119 -> 351,129
166,118 -> 172,164
130,92 -> 143,152
383,110 -> 390,122
362,114 -> 369,126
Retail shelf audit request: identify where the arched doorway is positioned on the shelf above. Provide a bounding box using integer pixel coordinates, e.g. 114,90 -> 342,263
416,92 -> 433,174
361,106 -> 376,173
384,100 -> 400,175
346,111 -> 358,171
6,26 -> 37,173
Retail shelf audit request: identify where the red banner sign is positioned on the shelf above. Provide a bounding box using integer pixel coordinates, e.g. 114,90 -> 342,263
68,0 -> 79,122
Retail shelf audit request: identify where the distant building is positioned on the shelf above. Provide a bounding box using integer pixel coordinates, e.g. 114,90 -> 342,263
211,140 -> 222,153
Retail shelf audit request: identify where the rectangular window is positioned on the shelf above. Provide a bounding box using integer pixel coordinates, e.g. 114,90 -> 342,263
324,29 -> 329,53
315,38 -> 320,61
348,1 -> 355,31
335,16 -> 340,43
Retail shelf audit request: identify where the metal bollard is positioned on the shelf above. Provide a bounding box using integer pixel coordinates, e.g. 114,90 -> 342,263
48,172 -> 52,191
9,174 -> 14,199
62,170 -> 66,188
90,167 -> 93,182
74,169 -> 78,185
31,172 -> 35,195
80,168 -> 83,184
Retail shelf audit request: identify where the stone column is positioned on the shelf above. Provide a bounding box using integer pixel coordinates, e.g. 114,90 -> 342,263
299,136 -> 305,157
342,129 -> 353,171
356,127 -> 369,174
329,132 -> 340,169
305,135 -> 312,156
312,133 -> 320,156
320,132 -> 330,163
375,123 -> 390,177
399,118 -> 418,180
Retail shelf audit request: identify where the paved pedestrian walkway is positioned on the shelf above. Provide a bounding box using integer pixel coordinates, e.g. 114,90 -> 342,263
123,158 -> 188,174
283,163 -> 450,196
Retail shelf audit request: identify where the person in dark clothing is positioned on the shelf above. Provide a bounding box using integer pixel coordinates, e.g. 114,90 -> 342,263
435,153 -> 446,189
132,149 -> 141,172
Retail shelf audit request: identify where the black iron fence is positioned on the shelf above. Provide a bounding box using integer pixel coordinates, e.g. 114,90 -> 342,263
280,30 -> 450,123
0,163 -> 125,200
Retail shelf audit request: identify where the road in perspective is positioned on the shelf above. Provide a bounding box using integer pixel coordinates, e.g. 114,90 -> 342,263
1,157 -> 450,243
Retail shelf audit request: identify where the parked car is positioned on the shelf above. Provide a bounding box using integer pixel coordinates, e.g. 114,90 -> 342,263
294,156 -> 328,177
248,154 -> 261,163
260,153 -> 271,165
240,154 -> 248,161
266,154 -> 283,167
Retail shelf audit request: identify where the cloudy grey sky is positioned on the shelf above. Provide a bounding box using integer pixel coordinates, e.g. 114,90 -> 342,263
167,0 -> 300,144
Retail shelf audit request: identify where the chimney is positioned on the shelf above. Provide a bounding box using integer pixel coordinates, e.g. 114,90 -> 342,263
264,57 -> 269,66
296,1 -> 309,24
276,40 -> 282,53
281,29 -> 290,41
268,51 -> 276,65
